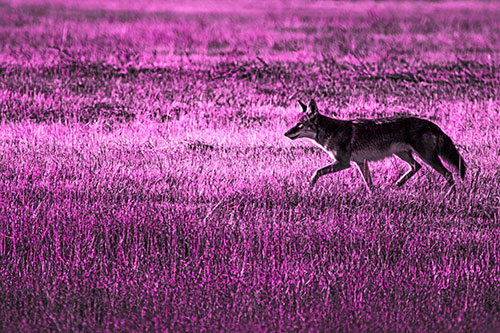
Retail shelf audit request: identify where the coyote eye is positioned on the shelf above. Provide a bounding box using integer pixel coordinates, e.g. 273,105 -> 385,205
297,124 -> 304,129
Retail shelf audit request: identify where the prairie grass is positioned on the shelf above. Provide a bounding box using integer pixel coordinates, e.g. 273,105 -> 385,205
1,0 -> 500,330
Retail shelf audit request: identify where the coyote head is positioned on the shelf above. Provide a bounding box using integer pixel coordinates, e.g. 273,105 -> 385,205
284,99 -> 319,140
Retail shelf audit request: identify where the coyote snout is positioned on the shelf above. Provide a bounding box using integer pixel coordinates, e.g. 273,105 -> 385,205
285,99 -> 466,191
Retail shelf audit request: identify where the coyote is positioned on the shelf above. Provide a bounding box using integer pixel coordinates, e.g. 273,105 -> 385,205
285,99 -> 466,191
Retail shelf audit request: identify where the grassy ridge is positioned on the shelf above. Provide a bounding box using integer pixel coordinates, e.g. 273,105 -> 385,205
2,1 -> 500,122
1,1 -> 500,330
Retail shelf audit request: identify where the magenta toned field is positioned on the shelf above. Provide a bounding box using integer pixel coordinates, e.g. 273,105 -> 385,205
1,0 -> 500,331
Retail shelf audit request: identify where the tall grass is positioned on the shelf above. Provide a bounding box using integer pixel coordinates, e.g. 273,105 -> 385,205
1,0 -> 500,330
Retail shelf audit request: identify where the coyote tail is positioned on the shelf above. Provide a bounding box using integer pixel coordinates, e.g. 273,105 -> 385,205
439,134 -> 466,180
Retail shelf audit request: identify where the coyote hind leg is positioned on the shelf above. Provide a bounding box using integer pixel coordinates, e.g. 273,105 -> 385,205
394,151 -> 422,186
415,152 -> 454,186
355,161 -> 374,192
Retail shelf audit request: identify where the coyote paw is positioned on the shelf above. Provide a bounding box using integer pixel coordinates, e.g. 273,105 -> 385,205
310,174 -> 319,187
445,183 -> 457,196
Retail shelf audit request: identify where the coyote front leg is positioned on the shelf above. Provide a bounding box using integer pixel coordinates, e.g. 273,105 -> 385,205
310,162 -> 350,187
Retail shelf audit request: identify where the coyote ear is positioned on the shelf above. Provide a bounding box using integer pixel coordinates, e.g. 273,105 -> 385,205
308,99 -> 318,115
298,100 -> 307,112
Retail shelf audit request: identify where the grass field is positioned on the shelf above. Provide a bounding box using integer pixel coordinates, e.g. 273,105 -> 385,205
1,0 -> 500,330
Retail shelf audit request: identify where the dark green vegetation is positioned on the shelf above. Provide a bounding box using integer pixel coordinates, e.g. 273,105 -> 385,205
1,1 -> 500,331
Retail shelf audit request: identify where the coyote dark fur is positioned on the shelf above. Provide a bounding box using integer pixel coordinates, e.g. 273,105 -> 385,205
284,99 -> 466,191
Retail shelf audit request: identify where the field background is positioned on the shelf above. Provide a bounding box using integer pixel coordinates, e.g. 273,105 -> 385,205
1,0 -> 500,331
